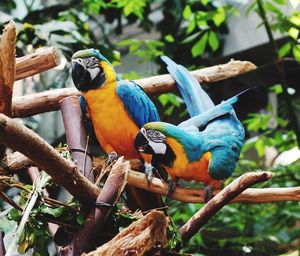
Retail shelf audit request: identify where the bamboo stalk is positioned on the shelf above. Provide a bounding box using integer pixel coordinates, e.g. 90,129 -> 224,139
11,60 -> 256,118
15,47 -> 61,81
179,171 -> 274,246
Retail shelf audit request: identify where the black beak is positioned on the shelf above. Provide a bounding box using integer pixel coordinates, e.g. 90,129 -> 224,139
134,131 -> 154,154
71,60 -> 92,91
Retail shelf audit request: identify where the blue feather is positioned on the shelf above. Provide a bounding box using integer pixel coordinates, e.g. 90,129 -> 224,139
161,55 -> 214,117
116,80 -> 160,128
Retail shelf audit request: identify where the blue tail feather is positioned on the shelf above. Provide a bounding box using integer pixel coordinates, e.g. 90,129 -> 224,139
161,56 -> 214,117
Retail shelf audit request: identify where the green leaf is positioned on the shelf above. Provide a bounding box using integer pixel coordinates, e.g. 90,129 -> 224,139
186,19 -> 196,34
181,31 -> 201,44
208,31 -> 219,52
8,208 -> 22,222
288,27 -> 299,40
272,0 -> 286,5
0,215 -> 16,233
76,214 -> 85,225
191,32 -> 208,57
255,139 -> 265,157
265,2 -> 282,14
183,5 -> 192,20
213,7 -> 225,27
293,44 -> 300,61
164,34 -> 175,42
279,42 -> 291,58
269,84 -> 283,94
41,206 -> 64,218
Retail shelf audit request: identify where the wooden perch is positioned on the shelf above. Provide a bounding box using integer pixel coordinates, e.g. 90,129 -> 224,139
83,210 -> 168,256
179,171 -> 273,246
0,114 -> 100,204
60,158 -> 129,255
0,21 -> 16,158
11,60 -> 256,118
126,170 -> 300,203
15,47 -> 61,81
0,151 -> 34,175
60,96 -> 94,181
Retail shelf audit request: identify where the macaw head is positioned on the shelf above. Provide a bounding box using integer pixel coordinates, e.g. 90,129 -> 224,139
71,49 -> 116,92
134,122 -> 177,165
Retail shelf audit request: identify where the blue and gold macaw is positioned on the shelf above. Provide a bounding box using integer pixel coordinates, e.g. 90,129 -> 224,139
71,49 -> 162,210
134,56 -> 245,201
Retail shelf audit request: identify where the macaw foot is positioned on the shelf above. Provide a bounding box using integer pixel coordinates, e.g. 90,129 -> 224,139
165,177 -> 179,205
107,151 -> 119,165
144,162 -> 163,184
95,200 -> 115,209
204,184 -> 214,203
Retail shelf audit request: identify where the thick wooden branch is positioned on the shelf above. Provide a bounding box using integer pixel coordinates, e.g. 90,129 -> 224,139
60,96 -> 94,181
0,21 -> 16,158
179,171 -> 273,245
11,60 -> 256,118
60,158 -> 129,255
0,151 -> 34,175
0,114 -> 100,204
15,47 -> 61,81
83,210 -> 168,256
0,21 -> 16,116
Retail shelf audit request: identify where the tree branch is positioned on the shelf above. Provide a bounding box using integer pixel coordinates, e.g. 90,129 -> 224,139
60,158 -> 129,255
179,171 -> 274,246
0,20 -> 16,158
59,96 -> 94,181
15,47 -> 61,81
0,151 -> 34,175
83,210 -> 168,256
0,114 -> 100,204
11,60 -> 256,118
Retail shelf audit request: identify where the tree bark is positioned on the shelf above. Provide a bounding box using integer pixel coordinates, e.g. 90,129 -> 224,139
0,114 -> 100,204
11,60 -> 256,118
179,171 -> 273,246
83,210 -> 168,256
60,96 -> 94,182
0,151 -> 34,175
15,47 -> 61,81
59,158 -> 129,255
0,21 -> 16,158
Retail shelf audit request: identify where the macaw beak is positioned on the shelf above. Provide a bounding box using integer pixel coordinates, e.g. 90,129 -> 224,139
71,59 -> 92,91
134,131 -> 152,154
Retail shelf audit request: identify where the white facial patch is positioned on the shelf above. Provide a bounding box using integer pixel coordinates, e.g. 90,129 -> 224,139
148,140 -> 167,155
87,66 -> 101,80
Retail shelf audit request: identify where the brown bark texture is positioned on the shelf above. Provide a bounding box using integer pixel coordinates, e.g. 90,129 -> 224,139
15,46 -> 61,81
12,60 -> 256,118
83,210 -> 168,256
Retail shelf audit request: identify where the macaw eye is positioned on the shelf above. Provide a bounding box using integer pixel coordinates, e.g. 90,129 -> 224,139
154,131 -> 160,137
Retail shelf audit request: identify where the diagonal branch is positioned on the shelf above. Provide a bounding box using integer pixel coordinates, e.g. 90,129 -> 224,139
179,171 -> 273,246
12,60 -> 256,118
0,113 -> 100,204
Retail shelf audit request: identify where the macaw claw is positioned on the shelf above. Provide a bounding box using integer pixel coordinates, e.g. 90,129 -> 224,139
165,177 -> 179,205
204,184 -> 214,203
107,151 -> 119,165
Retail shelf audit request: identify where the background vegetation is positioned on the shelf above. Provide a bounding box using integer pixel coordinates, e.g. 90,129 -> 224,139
0,0 -> 299,255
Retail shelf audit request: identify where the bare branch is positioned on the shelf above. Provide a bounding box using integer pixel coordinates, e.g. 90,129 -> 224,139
12,60 -> 256,118
0,151 -> 34,175
60,96 -> 94,181
179,171 -> 274,245
0,21 -> 16,158
83,210 -> 168,256
60,158 -> 129,255
0,114 -> 100,204
15,47 -> 61,81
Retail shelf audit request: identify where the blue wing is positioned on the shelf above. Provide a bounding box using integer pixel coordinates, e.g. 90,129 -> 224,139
79,96 -> 100,146
161,55 -> 214,117
116,80 -> 160,128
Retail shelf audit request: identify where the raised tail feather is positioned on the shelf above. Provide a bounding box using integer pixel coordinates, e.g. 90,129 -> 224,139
161,55 -> 214,117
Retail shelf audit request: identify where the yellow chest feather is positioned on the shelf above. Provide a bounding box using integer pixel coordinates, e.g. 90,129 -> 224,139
83,81 -> 139,159
164,138 -> 213,183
